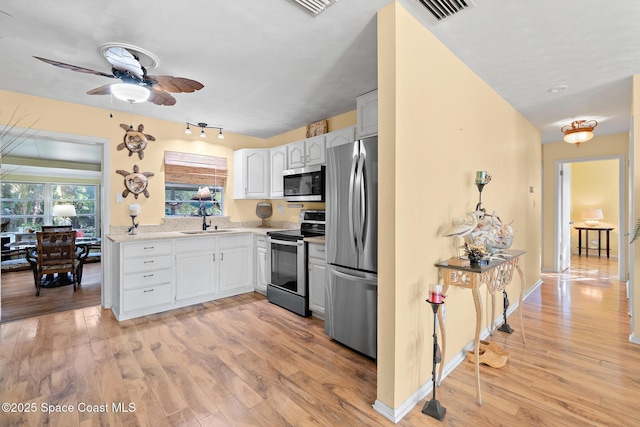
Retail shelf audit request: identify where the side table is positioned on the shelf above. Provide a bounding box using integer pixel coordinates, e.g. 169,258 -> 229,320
435,250 -> 527,405
574,226 -> 614,258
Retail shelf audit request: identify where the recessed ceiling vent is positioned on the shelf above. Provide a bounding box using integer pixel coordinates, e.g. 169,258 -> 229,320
417,0 -> 476,22
290,0 -> 338,16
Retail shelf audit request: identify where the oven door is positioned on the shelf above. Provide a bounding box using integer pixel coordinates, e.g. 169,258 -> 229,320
268,237 -> 306,296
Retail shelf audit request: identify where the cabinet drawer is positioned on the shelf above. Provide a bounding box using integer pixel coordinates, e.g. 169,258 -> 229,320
256,235 -> 267,248
308,243 -> 326,260
220,234 -> 252,249
123,254 -> 172,274
123,283 -> 172,312
123,268 -> 172,290
123,240 -> 172,258
175,237 -> 216,253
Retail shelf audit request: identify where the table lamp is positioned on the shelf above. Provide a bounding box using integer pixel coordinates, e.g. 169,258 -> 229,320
582,208 -> 603,227
52,204 -> 76,226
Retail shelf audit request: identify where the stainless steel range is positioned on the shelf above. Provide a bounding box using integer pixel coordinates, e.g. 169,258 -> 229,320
266,210 -> 325,316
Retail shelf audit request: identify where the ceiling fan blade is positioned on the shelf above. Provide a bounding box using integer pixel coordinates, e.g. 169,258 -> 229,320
103,47 -> 144,80
33,56 -> 115,78
147,75 -> 204,93
86,84 -> 113,96
148,88 -> 176,106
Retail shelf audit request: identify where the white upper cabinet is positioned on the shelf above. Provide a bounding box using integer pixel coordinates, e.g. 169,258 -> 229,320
233,149 -> 270,199
286,134 -> 326,169
356,89 -> 378,138
326,126 -> 356,149
269,146 -> 287,198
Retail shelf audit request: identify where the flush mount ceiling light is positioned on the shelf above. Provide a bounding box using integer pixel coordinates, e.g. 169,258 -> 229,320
110,83 -> 150,103
185,122 -> 224,139
561,119 -> 598,147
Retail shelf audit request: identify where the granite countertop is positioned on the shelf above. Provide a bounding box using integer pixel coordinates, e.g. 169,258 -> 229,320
107,227 -> 287,243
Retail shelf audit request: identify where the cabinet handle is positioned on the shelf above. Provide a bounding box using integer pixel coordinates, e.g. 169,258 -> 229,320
144,260 -> 154,264
213,254 -> 215,262
143,288 -> 155,293
245,188 -> 248,195
221,253 -> 224,261
144,246 -> 154,250
143,274 -> 154,278
317,248 -> 325,252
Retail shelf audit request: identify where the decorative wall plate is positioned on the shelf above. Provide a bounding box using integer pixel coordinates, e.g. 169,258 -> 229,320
118,123 -> 155,159
116,164 -> 154,199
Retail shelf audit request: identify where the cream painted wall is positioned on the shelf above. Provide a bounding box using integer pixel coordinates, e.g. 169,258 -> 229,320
1,91 -> 357,230
1,90 -> 268,228
571,160 -> 620,256
632,74 -> 640,340
377,2 -> 542,409
541,133 -> 628,271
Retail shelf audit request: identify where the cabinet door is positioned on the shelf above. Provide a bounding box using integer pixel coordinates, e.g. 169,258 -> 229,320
326,126 -> 356,149
287,141 -> 306,169
308,257 -> 326,316
305,135 -> 326,166
256,245 -> 268,294
270,146 -> 287,198
219,245 -> 253,293
356,89 -> 378,138
176,251 -> 217,300
233,149 -> 269,199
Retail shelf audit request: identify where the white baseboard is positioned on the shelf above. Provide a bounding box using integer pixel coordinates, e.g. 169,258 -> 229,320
372,278 -> 543,423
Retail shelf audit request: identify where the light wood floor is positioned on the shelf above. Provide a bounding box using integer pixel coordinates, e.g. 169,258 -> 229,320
0,255 -> 638,426
1,263 -> 102,323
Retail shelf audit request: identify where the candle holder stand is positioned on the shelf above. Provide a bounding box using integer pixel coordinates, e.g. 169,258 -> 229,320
128,215 -> 139,235
422,298 -> 446,421
497,290 -> 514,334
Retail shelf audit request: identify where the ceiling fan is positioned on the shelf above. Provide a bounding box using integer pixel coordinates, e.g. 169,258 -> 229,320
34,45 -> 204,106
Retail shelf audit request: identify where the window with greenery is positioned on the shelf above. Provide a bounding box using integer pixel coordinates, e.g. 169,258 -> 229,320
163,151 -> 227,217
1,182 -> 100,237
165,184 -> 223,217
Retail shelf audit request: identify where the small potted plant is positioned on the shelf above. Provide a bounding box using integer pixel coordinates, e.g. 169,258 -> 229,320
464,242 -> 489,265
632,219 -> 640,244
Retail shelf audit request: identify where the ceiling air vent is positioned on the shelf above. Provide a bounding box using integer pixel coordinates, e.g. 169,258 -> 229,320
417,0 -> 476,22
290,0 -> 338,16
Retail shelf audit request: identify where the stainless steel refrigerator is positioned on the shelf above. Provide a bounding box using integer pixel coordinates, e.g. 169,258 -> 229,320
325,136 -> 378,359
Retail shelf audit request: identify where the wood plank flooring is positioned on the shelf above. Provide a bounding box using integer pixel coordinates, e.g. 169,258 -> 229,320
0,255 -> 638,426
1,263 -> 102,323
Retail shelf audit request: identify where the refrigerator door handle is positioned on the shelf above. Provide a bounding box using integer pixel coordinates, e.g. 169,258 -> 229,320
348,144 -> 359,255
356,147 -> 366,257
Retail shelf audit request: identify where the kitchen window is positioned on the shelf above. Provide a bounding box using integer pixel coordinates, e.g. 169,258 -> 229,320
163,151 -> 228,217
165,183 -> 224,217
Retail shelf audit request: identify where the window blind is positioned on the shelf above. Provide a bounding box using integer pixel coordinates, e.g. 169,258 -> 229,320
164,151 -> 228,186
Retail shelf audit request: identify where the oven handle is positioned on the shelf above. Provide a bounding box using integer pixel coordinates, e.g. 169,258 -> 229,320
269,239 -> 304,247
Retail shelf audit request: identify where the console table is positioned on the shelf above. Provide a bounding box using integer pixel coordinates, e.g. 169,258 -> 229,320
435,250 -> 526,405
574,226 -> 614,258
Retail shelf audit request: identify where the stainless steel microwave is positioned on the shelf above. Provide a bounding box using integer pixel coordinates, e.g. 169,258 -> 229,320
283,165 -> 325,202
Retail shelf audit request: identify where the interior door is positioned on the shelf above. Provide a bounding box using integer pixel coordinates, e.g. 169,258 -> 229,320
559,163 -> 572,271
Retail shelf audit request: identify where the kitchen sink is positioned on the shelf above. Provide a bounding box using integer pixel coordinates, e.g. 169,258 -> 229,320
180,229 -> 231,235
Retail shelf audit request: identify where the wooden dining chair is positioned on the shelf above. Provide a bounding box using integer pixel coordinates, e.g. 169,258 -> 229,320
34,230 -> 79,296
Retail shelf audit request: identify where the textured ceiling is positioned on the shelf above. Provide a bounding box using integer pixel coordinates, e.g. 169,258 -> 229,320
1,0 -> 639,160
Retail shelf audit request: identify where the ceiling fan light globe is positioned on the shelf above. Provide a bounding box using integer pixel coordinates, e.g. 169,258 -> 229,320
111,83 -> 150,103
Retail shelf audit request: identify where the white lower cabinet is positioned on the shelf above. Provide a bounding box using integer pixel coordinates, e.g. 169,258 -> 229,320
255,235 -> 268,294
112,239 -> 174,320
175,237 -> 218,300
219,234 -> 253,294
307,242 -> 326,317
111,233 -> 255,321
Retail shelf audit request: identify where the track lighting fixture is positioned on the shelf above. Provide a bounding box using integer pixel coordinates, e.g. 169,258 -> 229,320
185,122 -> 224,139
